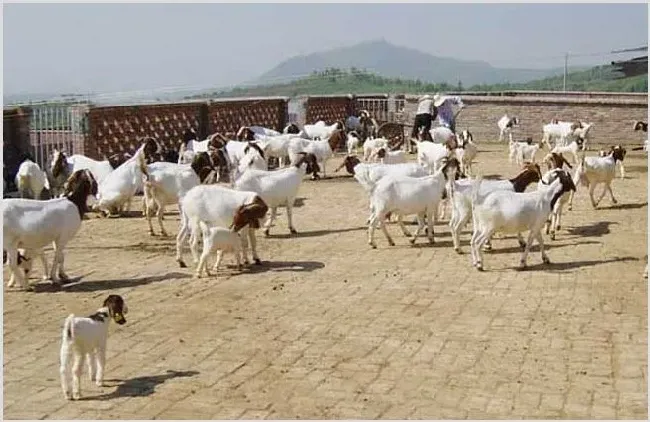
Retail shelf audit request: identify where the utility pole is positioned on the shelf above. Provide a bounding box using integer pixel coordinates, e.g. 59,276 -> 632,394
563,53 -> 569,92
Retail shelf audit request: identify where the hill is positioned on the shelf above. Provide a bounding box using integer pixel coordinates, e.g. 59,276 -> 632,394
254,39 -> 569,87
186,64 -> 647,100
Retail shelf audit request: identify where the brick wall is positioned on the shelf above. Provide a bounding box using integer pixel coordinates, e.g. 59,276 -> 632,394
206,98 -> 287,137
401,92 -> 648,146
306,95 -> 355,124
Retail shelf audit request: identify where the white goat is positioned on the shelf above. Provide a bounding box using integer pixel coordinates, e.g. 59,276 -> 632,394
234,153 -> 319,236
3,169 -> 98,290
139,151 -> 218,237
303,120 -> 344,140
470,171 -> 576,271
346,131 -> 363,155
367,164 -> 453,248
48,150 -> 114,197
416,140 -> 455,173
542,120 -> 592,149
15,159 -> 51,199
598,145 -> 627,179
371,147 -> 407,165
429,126 -> 456,144
446,162 -> 543,253
509,138 -> 540,166
59,295 -> 127,400
362,137 -> 389,162
455,129 -> 478,176
287,130 -> 343,178
226,141 -> 267,183
94,145 -> 148,217
550,138 -> 585,165
195,226 -> 243,278
497,115 -> 520,143
175,184 -> 269,268
256,134 -> 301,169
568,147 -> 626,210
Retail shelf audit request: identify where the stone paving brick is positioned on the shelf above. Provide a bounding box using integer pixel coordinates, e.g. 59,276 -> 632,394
3,147 -> 647,419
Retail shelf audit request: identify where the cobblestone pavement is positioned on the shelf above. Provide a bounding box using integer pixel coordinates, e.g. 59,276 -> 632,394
3,145 -> 648,419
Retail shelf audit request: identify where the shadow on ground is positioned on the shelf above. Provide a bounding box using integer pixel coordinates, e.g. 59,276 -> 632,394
31,272 -> 191,293
80,370 -> 200,400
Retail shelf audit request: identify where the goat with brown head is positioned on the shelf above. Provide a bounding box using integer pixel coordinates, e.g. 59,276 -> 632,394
334,155 -> 361,175
230,196 -> 269,232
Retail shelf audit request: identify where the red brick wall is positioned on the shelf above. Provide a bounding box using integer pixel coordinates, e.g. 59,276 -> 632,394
206,98 -> 287,137
306,96 -> 355,124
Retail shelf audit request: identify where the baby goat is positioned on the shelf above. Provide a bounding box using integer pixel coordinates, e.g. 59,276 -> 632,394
195,226 -> 243,278
60,295 -> 128,400
550,137 -> 585,165
470,170 -> 576,271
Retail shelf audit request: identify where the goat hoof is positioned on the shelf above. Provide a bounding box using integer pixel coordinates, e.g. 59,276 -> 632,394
542,256 -> 551,264
263,229 -> 270,237
177,260 -> 187,268
388,241 -> 396,246
254,258 -> 262,266
550,233 -> 556,241
72,393 -> 81,401
95,381 -> 103,387
289,228 -> 298,235
475,264 -> 484,272
409,239 -> 416,245
517,262 -> 528,271
612,199 -> 618,205
370,244 -> 377,249
454,248 -> 462,254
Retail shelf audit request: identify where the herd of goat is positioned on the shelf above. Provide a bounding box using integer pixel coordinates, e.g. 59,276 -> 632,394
2,110 -> 648,400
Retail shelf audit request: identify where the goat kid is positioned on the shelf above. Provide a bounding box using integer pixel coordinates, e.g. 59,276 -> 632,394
60,295 -> 128,400
497,115 -> 520,143
195,226 -> 244,278
550,137 -> 585,165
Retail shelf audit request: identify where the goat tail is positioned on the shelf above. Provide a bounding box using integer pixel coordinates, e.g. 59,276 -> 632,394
63,314 -> 75,340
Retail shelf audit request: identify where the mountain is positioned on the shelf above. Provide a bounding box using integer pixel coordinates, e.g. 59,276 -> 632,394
254,39 -> 571,87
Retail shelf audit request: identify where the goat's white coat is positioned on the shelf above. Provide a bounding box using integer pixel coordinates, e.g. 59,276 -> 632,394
15,159 -> 50,199
195,226 -> 243,278
176,184 -> 265,267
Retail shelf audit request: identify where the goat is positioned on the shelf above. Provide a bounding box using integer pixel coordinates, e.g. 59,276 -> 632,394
226,141 -> 267,183
255,134 -> 302,169
334,155 -> 363,175
415,137 -> 457,174
569,146 -> 626,210
60,295 -> 127,400
598,144 -> 628,179
139,151 -> 218,236
367,160 -> 456,248
3,247 -> 50,288
542,120 -> 592,149
94,144 -> 148,217
283,123 -> 301,134
303,120 -> 345,140
195,226 -> 244,278
175,185 -> 269,268
287,129 -> 343,179
236,126 -> 282,141
509,138 -> 541,166
455,129 -> 478,177
362,137 -> 389,162
428,126 -> 456,144
48,150 -> 117,196
542,152 -> 573,172
633,121 -> 647,132
497,115 -> 520,143
446,163 -> 543,253
15,158 -> 51,200
234,153 -> 319,236
538,168 -> 574,240
3,169 -> 98,290
371,146 -> 407,165
550,137 -> 585,165
470,170 -> 576,271
346,131 -> 363,155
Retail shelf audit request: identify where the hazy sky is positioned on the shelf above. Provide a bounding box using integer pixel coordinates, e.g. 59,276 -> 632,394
3,2 -> 648,96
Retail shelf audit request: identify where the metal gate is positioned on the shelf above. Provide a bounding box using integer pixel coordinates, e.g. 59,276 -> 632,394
30,103 -> 88,169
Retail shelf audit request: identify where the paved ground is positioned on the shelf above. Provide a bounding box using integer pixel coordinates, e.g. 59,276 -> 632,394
3,144 -> 648,420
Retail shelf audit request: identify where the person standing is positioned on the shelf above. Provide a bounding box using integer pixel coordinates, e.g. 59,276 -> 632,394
411,94 -> 438,141
433,93 -> 465,133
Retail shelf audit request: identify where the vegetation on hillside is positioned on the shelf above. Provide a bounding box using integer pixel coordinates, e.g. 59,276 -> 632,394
186,65 -> 647,99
